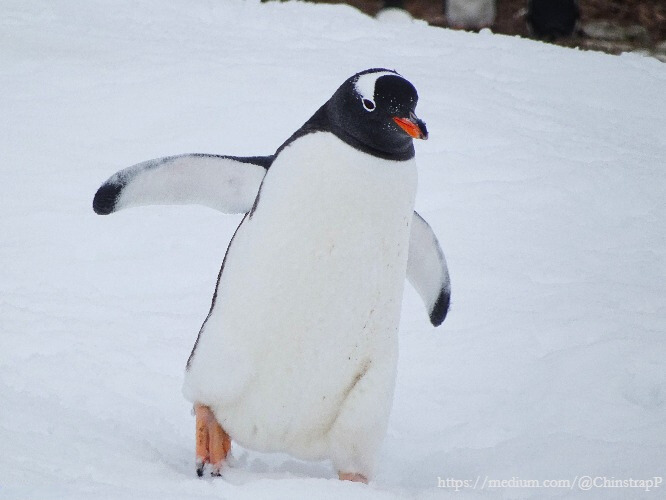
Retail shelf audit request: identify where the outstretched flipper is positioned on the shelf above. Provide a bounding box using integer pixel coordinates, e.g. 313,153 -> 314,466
407,212 -> 451,326
93,154 -> 451,326
93,154 -> 272,215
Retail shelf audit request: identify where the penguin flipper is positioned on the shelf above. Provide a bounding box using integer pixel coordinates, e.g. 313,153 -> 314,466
93,154 -> 273,215
407,212 -> 451,327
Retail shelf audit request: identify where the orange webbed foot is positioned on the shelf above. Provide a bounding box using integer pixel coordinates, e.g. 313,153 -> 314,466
338,472 -> 368,483
195,404 -> 231,477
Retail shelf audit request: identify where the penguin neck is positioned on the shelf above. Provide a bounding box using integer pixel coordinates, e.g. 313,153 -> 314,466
276,105 -> 415,162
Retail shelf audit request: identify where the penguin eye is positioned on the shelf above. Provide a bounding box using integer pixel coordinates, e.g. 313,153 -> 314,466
362,99 -> 376,112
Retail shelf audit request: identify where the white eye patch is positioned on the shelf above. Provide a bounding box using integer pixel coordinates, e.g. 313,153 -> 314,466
354,70 -> 400,112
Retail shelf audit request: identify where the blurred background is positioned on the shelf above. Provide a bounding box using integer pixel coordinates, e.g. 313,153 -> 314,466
299,0 -> 666,61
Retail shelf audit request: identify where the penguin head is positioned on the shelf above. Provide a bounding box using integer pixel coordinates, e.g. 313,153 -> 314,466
326,68 -> 428,159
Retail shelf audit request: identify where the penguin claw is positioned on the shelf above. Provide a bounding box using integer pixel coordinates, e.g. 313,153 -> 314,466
195,404 -> 231,477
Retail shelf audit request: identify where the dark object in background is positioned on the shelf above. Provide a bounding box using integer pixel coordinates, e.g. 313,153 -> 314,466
527,0 -> 580,40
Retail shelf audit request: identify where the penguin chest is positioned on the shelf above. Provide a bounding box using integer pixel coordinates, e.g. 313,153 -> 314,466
234,131 -> 418,342
186,132 -> 417,455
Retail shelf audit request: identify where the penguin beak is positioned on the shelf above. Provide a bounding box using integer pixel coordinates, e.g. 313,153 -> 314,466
393,112 -> 428,140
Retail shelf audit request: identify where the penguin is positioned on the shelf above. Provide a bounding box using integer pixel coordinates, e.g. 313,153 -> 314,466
526,0 -> 580,41
445,0 -> 496,31
93,69 -> 449,482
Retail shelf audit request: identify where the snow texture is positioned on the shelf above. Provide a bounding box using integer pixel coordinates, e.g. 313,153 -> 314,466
1,0 -> 665,499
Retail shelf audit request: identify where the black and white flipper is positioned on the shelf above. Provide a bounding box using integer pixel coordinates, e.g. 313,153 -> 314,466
407,212 -> 451,326
93,154 -> 451,327
93,154 -> 272,215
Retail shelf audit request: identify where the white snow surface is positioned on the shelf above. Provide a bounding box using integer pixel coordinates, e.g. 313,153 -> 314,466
1,1 -> 665,499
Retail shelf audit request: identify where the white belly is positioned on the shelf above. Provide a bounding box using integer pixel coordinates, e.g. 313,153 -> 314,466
183,132 -> 417,461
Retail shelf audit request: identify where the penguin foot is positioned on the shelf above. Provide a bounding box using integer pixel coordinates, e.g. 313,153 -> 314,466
338,472 -> 368,483
195,404 -> 231,477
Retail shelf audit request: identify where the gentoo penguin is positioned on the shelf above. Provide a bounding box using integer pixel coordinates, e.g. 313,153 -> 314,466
93,69 -> 450,482
527,0 -> 580,41
445,0 -> 496,31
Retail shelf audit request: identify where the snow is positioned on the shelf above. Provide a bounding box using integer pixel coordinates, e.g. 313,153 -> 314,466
1,0 -> 665,499
375,8 -> 414,26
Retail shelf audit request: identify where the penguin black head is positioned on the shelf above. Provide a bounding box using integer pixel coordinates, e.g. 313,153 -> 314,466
327,68 -> 428,160
279,69 -> 427,161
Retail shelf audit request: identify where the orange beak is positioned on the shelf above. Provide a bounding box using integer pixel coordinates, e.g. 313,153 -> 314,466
393,115 -> 428,140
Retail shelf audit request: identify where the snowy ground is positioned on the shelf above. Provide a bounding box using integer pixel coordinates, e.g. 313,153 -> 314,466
1,1 -> 665,499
